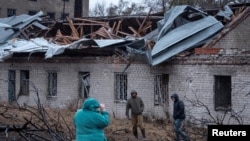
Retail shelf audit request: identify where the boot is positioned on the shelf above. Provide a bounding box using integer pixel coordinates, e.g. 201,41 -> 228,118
141,128 -> 146,140
133,127 -> 138,139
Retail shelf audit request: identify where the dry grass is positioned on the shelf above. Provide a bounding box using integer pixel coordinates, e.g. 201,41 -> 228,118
0,102 -> 207,141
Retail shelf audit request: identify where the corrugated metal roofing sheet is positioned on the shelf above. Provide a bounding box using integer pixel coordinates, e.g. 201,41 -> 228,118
152,16 -> 223,56
0,11 -> 44,44
0,5 -> 234,66
148,5 -> 224,66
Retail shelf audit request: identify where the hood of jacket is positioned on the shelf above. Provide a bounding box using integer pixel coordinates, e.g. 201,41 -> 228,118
82,98 -> 100,111
171,93 -> 179,101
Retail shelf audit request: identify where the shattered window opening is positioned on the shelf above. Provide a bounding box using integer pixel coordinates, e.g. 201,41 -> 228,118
28,10 -> 38,16
214,75 -> 232,111
154,74 -> 169,105
48,72 -> 57,97
79,72 -> 90,99
8,70 -> 16,103
61,13 -> 69,20
20,70 -> 29,96
114,73 -> 127,102
7,8 -> 16,17
47,12 -> 55,20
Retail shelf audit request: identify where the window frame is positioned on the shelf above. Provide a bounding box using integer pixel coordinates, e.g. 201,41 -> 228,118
8,70 -> 16,102
7,8 -> 16,17
114,72 -> 127,102
20,70 -> 29,96
214,75 -> 232,111
154,74 -> 169,105
47,72 -> 57,97
47,12 -> 55,19
79,72 -> 90,99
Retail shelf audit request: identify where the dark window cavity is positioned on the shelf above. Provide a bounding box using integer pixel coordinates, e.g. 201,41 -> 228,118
20,70 -> 29,95
79,72 -> 90,99
48,72 -> 57,97
214,75 -> 232,111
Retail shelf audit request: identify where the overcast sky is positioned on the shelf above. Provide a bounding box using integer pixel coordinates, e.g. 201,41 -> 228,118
89,0 -> 119,8
89,0 -> 143,9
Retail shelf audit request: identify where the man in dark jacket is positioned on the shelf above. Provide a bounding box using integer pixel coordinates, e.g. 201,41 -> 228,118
126,90 -> 146,140
171,93 -> 189,141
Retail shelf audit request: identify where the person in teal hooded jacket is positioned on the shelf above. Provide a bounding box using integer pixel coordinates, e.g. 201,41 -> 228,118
73,97 -> 110,141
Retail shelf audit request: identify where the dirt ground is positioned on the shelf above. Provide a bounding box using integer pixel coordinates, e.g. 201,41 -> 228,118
105,117 -> 175,141
0,103 -> 207,141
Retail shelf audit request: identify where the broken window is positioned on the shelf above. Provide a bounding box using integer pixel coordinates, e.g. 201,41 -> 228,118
61,13 -> 69,20
8,70 -> 16,102
47,12 -> 55,19
114,73 -> 127,102
28,10 -> 38,16
48,72 -> 57,97
20,70 -> 29,95
7,8 -> 16,17
154,74 -> 169,105
214,75 -> 231,111
74,0 -> 83,17
79,72 -> 90,99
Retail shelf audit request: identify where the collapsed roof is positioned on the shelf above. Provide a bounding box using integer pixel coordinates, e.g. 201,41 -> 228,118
0,4 -> 243,66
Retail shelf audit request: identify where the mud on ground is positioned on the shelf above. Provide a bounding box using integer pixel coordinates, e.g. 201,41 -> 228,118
0,103 -> 207,141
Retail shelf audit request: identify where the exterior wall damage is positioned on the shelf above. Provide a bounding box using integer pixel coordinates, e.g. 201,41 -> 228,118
0,4 -> 250,126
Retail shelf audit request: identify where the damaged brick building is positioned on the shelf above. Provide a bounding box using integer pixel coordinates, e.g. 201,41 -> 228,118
0,3 -> 250,125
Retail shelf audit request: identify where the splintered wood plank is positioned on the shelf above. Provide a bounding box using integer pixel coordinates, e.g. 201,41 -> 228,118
112,21 -> 117,31
103,27 -> 113,39
63,23 -> 106,26
128,26 -> 140,37
138,8 -> 152,34
136,18 -> 141,26
95,28 -> 109,38
114,51 -> 129,63
55,36 -> 70,45
73,18 -> 107,24
140,22 -> 152,34
66,16 -> 79,38
115,20 -> 122,35
73,18 -> 110,28
79,26 -> 83,37
117,31 -> 132,36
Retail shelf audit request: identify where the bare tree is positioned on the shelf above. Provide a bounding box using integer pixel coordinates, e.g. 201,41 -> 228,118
0,79 -> 74,141
106,4 -> 119,16
89,0 -> 106,17
185,94 -> 246,126
117,0 -> 129,15
143,0 -> 171,13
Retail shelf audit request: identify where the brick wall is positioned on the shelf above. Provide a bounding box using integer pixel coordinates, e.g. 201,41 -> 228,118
165,64 -> 250,124
0,61 -> 166,119
0,0 -> 89,18
1,59 -> 250,124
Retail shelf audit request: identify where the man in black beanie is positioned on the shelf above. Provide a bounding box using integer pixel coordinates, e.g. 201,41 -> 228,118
126,90 -> 146,140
